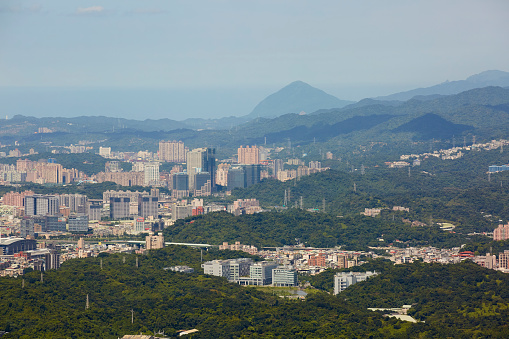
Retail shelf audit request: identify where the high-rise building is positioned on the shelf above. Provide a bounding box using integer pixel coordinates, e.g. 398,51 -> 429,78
144,162 -> 160,186
159,140 -> 186,162
109,197 -> 131,220
193,171 -> 212,196
243,164 -> 262,187
494,223 -> 509,241
88,200 -> 103,221
25,195 -> 60,216
172,172 -> 189,198
238,145 -> 260,165
20,217 -> 34,238
138,196 -> 159,219
58,194 -> 88,213
227,167 -> 245,191
186,148 -> 215,191
45,250 -> 60,270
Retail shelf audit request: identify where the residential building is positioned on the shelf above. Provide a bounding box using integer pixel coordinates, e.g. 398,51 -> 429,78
146,233 -> 164,250
494,223 -> 509,241
144,162 -> 160,186
238,145 -> 259,165
159,140 -> 186,162
499,250 -> 509,269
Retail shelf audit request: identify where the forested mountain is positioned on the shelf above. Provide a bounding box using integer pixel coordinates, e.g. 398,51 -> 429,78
308,260 -> 509,338
376,70 -> 509,101
0,246 -> 410,338
2,86 -> 509,158
229,145 -> 509,234
164,209 -> 473,249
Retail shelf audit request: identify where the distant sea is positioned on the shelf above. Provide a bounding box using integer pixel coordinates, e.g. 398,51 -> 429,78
0,87 -> 273,121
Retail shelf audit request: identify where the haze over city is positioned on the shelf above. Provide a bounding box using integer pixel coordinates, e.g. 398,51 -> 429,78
1,0 -> 509,119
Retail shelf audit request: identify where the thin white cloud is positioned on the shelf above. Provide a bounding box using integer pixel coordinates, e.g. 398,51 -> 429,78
76,6 -> 104,14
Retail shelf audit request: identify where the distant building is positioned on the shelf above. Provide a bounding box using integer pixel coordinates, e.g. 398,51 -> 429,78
68,215 -> 89,233
494,223 -> 509,241
146,233 -> 164,250
308,254 -> 327,267
25,195 -> 60,216
499,250 -> 509,269
334,271 -> 378,295
144,162 -> 160,186
272,267 -> 298,287
138,195 -> 159,219
110,197 -> 131,220
165,265 -> 194,273
0,237 -> 37,255
20,217 -> 35,238
186,147 -> 215,192
99,147 -> 111,158
45,250 -> 61,270
202,258 -> 253,281
159,140 -> 186,162
238,145 -> 259,165
489,165 -> 509,172
105,161 -> 121,172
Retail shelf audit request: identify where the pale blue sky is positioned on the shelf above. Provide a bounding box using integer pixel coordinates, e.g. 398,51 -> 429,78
1,0 -> 508,119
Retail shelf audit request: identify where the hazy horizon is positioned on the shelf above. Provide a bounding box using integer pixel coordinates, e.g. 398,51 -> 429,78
1,0 -> 508,120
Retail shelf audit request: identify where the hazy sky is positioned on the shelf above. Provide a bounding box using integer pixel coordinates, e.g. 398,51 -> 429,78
1,0 -> 509,119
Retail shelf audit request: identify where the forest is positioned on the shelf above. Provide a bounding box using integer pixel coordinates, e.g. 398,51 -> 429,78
0,246 -> 411,338
307,259 -> 509,338
164,209 -> 478,250
1,247 -> 508,338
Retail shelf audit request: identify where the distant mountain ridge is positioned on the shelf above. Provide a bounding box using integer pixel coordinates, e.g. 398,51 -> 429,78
246,81 -> 354,119
376,70 -> 509,101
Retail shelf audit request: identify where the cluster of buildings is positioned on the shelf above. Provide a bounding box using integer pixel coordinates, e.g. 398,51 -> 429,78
202,258 -> 298,287
399,139 -> 509,167
383,245 -> 509,273
0,159 -> 84,185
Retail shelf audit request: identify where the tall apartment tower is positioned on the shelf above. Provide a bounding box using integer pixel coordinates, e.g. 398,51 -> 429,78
159,140 -> 186,162
186,148 -> 216,191
238,146 -> 259,165
144,162 -> 160,186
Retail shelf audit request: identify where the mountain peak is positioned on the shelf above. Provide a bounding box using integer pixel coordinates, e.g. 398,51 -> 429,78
246,81 -> 354,119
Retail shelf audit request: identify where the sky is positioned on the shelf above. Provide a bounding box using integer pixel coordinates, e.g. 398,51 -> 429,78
1,0 -> 509,119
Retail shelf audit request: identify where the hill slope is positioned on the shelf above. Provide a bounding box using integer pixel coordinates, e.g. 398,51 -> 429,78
377,70 -> 509,101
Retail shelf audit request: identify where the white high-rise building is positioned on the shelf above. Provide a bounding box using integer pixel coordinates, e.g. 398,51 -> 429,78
144,162 -> 160,186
